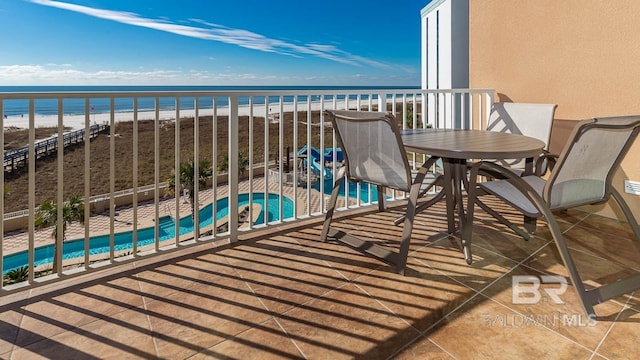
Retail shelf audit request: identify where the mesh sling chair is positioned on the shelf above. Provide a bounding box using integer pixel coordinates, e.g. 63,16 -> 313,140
465,115 -> 640,317
321,110 -> 442,275
474,103 -> 558,237
484,102 -> 557,174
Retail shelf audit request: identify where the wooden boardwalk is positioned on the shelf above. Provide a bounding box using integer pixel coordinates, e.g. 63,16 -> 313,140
3,123 -> 108,173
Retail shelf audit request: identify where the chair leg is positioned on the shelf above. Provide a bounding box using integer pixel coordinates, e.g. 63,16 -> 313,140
442,159 -> 456,234
524,216 -> 537,234
463,172 -> 480,265
550,188 -> 640,317
321,169 -> 345,242
377,184 -> 386,211
610,187 -> 640,241
393,157 -> 443,226
396,171 -> 427,274
509,187 -> 598,317
475,197 -> 531,240
392,178 -> 444,226
542,209 -> 596,317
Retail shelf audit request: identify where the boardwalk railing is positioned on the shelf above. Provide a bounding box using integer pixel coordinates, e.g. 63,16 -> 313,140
0,88 -> 494,292
4,123 -> 108,173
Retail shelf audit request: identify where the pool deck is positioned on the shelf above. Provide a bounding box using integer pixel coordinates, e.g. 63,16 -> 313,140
1,177 -> 322,263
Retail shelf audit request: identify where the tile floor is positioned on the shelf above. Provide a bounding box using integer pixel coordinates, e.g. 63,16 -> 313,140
0,199 -> 638,359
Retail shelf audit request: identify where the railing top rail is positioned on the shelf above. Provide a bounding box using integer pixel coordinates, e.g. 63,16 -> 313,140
0,88 -> 494,100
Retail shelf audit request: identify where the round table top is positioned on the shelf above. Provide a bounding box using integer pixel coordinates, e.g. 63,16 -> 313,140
400,128 -> 545,159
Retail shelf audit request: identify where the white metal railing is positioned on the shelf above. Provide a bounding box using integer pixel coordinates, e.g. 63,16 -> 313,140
0,88 -> 493,293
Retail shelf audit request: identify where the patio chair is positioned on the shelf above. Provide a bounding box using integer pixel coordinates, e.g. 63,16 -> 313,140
321,110 -> 442,275
465,115 -> 640,317
475,102 -> 558,235
484,102 -> 557,174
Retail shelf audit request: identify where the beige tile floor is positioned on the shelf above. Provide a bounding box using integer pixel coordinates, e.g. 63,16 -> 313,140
0,196 -> 638,359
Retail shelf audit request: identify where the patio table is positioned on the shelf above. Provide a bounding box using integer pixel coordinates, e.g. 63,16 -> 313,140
400,128 -> 545,263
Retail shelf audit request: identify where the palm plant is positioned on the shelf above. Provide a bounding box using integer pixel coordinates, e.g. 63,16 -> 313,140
34,194 -> 84,272
218,152 -> 249,177
4,266 -> 29,285
402,104 -> 427,129
238,152 -> 249,177
166,159 -> 213,218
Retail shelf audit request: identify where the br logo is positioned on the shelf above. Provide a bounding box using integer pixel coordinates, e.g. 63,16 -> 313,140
512,275 -> 568,305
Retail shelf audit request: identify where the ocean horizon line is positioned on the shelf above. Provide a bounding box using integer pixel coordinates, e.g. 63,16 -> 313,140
1,86 -> 422,119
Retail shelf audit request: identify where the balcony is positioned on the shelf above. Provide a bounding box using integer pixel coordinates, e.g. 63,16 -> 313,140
1,88 -> 638,358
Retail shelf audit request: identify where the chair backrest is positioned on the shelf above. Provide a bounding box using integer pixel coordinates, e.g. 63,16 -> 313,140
324,110 -> 412,192
487,102 -> 557,168
544,115 -> 640,210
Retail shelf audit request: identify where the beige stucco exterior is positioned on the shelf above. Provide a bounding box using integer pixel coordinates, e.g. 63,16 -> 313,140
468,0 -> 640,219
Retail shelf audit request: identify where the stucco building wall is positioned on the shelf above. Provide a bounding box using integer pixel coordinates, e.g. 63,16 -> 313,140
469,0 -> 640,219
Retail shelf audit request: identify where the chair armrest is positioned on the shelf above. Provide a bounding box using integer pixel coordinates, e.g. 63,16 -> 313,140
420,155 -> 441,170
469,161 -> 525,187
535,151 -> 559,176
414,156 -> 442,197
468,160 -> 548,217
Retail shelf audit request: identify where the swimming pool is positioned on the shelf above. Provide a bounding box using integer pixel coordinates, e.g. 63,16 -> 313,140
313,177 -> 380,203
2,193 -> 294,274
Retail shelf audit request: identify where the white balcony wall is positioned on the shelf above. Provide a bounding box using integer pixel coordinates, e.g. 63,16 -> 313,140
422,0 -> 472,128
421,0 -> 470,90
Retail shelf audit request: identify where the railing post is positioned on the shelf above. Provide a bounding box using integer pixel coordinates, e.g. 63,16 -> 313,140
154,97 -> 160,252
248,96 -> 254,229
377,93 -> 385,113
109,97 -> 115,261
84,98 -> 91,268
132,97 -> 139,253
28,99 -> 35,284
293,96 -> 299,217
262,97 -> 269,227
228,95 -> 239,242
56,98 -> 64,276
278,97 -> 284,221
174,98 -> 181,246
212,97 -> 218,234
193,97 -> 200,241
486,91 -> 494,129
428,91 -> 436,128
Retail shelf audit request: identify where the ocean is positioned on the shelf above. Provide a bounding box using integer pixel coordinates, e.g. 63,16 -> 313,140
0,85 -> 418,118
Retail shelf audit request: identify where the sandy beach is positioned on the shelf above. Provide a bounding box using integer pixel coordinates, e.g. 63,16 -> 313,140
3,100 -> 332,131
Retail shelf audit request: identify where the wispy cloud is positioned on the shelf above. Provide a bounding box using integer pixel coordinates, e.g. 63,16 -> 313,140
0,63 -> 414,86
0,64 -> 185,84
29,0 -> 391,69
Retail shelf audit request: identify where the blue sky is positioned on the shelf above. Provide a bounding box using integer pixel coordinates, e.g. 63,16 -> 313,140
0,0 -> 428,86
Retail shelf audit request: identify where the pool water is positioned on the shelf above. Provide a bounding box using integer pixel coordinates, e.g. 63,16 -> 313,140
313,177 -> 380,203
2,193 -> 294,274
